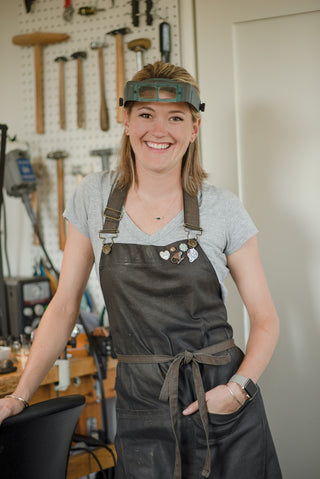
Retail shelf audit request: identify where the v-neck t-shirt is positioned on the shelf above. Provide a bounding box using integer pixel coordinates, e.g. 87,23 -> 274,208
64,170 -> 258,302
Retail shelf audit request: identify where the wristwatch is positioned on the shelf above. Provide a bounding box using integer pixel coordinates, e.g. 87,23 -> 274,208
229,374 -> 258,400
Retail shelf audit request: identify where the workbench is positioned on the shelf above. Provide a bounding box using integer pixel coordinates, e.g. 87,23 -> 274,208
0,348 -> 117,478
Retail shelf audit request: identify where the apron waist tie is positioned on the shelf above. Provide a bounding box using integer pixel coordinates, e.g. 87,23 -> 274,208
117,338 -> 235,479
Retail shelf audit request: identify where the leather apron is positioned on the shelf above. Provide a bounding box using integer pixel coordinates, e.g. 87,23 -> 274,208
98,185 -> 282,479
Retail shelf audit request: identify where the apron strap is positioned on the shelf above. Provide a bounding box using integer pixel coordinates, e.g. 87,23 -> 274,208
100,184 -> 202,236
117,338 -> 235,479
99,183 -> 129,236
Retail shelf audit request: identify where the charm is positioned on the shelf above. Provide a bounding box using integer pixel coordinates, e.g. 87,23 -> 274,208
159,250 -> 170,260
179,243 -> 188,252
187,248 -> 198,263
188,238 -> 198,248
170,246 -> 176,252
102,244 -> 112,255
171,251 -> 184,264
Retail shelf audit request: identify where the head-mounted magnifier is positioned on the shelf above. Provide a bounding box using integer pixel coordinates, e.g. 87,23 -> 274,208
119,78 -> 205,112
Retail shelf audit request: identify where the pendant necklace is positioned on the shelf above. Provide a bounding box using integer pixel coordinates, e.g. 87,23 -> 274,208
136,190 -> 181,221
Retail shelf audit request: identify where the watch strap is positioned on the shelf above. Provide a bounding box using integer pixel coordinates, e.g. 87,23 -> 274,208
229,374 -> 257,399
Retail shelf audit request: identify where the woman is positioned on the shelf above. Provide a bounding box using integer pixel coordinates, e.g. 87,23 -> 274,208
0,62 -> 282,478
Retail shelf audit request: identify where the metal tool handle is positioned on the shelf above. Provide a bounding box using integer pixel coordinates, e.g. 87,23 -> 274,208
159,21 -> 171,63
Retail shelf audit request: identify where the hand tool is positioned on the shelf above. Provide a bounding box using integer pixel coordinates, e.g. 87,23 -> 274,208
145,0 -> 153,26
70,51 -> 87,128
128,38 -> 151,72
107,27 -> 131,123
131,0 -> 139,27
159,21 -> 171,63
63,0 -> 74,21
12,32 -> 70,134
78,6 -> 106,15
90,42 -> 109,131
90,148 -> 113,171
47,150 -> 68,250
54,56 -> 68,129
24,0 -> 35,13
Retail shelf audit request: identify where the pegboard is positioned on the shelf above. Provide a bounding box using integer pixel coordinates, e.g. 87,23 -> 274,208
14,0 -> 181,317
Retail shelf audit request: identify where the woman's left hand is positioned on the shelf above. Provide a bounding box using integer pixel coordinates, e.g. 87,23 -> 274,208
182,384 -> 244,416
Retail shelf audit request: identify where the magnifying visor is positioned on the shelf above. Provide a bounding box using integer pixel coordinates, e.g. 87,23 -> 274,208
119,78 -> 205,112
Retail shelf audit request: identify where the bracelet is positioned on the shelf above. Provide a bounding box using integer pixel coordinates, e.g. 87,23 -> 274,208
5,395 -> 30,408
226,384 -> 244,407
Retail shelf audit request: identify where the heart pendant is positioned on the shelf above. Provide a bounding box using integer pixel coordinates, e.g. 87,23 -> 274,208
159,250 -> 170,260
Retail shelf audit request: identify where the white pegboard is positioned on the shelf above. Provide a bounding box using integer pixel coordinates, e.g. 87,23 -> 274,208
14,0 -> 181,316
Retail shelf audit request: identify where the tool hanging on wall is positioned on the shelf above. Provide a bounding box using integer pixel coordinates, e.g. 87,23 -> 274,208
71,51 -> 87,128
145,0 -> 153,26
47,151 -> 68,251
90,149 -> 113,171
128,38 -> 151,72
159,21 -> 171,63
12,32 -> 70,134
78,5 -> 106,15
107,27 -> 131,123
63,0 -> 74,21
131,0 -> 139,27
24,0 -> 36,13
90,42 -> 109,131
54,56 -> 68,130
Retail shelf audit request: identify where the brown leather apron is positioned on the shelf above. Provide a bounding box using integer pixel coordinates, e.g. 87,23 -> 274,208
98,184 -> 282,479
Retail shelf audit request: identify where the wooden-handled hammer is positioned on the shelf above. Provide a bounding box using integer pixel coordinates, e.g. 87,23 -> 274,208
47,150 -> 68,250
90,41 -> 109,131
71,51 -> 87,128
12,32 -> 69,134
54,56 -> 68,129
107,27 -> 131,123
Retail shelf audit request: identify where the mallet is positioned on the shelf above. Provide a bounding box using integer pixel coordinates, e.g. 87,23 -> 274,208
47,150 -> 68,250
12,31 -> 69,134
90,41 -> 109,131
127,38 -> 151,71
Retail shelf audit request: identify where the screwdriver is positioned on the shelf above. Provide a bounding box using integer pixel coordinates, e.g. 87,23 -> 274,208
78,6 -> 106,15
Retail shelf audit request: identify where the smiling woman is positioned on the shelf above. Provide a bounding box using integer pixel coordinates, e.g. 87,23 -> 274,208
0,61 -> 282,479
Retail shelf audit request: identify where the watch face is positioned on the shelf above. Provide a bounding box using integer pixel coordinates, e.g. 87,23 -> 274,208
245,379 -> 258,398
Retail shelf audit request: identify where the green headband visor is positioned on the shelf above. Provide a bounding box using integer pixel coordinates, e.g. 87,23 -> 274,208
119,78 -> 205,112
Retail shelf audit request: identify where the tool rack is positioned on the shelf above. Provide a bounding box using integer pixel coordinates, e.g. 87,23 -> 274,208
13,0 -> 181,314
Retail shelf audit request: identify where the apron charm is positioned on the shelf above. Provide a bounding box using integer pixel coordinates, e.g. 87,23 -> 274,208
188,238 -> 198,249
160,250 -> 170,260
171,251 -> 184,264
103,243 -> 112,255
179,243 -> 188,252
187,248 -> 198,263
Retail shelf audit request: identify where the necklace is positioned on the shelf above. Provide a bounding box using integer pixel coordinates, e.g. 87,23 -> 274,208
135,189 -> 181,221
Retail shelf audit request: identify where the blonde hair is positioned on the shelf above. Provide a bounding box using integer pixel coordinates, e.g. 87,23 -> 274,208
116,61 -> 207,195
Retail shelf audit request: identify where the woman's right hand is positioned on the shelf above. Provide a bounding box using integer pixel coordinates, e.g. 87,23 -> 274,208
0,396 -> 25,426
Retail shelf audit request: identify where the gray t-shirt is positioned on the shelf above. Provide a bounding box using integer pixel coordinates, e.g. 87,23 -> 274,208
64,170 -> 258,302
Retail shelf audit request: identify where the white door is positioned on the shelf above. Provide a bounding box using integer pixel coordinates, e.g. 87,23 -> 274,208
193,1 -> 320,478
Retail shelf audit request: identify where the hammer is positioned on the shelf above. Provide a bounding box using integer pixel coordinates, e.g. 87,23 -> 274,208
107,27 -> 131,123
90,148 -> 113,171
47,150 -> 68,250
54,56 -> 68,129
128,38 -> 151,72
90,42 -> 109,131
12,32 -> 69,134
70,51 -> 87,128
